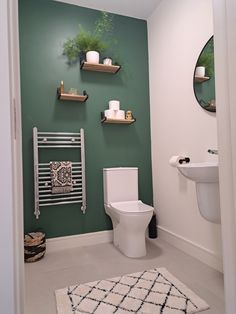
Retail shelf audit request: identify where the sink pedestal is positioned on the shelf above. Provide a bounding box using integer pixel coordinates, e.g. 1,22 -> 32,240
177,161 -> 221,224
196,182 -> 221,223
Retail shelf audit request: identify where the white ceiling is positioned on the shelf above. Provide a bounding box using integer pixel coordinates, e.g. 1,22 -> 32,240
55,0 -> 162,19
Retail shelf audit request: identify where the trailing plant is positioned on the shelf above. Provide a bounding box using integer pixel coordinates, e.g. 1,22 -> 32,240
63,12 -> 114,62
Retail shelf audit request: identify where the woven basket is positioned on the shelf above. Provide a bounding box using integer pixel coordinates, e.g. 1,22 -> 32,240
24,232 -> 46,262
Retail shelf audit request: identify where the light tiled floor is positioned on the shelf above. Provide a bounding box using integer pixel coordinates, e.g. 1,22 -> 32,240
24,238 -> 225,314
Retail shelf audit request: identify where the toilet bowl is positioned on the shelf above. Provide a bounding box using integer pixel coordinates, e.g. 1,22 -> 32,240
103,167 -> 154,258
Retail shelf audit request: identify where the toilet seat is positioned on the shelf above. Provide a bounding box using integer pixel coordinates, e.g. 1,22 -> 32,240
110,200 -> 153,214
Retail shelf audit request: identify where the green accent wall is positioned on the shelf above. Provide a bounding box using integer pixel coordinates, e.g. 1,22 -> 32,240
19,0 -> 153,238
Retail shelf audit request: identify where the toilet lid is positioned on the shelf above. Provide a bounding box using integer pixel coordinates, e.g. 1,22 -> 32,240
110,200 -> 153,214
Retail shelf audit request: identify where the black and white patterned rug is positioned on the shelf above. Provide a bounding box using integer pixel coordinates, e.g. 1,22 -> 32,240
55,268 -> 209,313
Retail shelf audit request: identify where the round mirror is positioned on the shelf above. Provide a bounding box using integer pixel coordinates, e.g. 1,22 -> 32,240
193,36 -> 216,112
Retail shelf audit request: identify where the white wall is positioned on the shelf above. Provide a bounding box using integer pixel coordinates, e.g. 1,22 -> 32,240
148,0 -> 222,270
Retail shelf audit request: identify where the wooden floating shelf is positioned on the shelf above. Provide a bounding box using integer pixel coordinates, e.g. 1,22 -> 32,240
101,117 -> 136,124
57,88 -> 88,102
202,105 -> 216,112
80,61 -> 121,74
194,76 -> 210,83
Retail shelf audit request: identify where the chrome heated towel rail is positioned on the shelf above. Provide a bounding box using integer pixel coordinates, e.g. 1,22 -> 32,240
33,127 -> 86,219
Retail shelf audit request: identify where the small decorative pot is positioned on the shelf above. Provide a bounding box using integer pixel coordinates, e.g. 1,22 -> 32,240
86,51 -> 100,64
103,57 -> 112,66
126,111 -> 133,120
195,66 -> 206,77
68,88 -> 77,95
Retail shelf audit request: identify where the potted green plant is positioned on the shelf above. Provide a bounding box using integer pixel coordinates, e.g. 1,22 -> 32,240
196,52 -> 214,77
196,39 -> 214,78
63,12 -> 114,64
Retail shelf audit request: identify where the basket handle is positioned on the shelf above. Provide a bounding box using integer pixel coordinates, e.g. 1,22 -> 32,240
27,233 -> 34,239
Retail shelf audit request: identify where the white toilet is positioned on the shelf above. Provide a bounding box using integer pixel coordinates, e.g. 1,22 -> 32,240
103,167 -> 154,258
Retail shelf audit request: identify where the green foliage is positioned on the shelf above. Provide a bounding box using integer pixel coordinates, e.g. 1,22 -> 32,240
63,12 -> 114,62
197,52 -> 214,76
94,12 -> 113,39
197,38 -> 214,77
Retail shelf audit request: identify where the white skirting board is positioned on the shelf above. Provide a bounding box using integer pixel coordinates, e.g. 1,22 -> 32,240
46,230 -> 113,253
158,226 -> 223,273
46,227 -> 223,272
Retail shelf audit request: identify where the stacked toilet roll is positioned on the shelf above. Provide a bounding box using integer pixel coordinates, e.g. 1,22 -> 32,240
104,100 -> 125,120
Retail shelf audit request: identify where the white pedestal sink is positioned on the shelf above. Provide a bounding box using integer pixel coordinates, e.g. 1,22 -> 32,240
177,161 -> 220,224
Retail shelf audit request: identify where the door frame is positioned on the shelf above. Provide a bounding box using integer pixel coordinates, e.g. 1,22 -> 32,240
0,0 -> 24,313
213,0 -> 236,313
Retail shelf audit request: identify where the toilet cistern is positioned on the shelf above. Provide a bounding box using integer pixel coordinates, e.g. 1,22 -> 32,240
103,167 -> 154,258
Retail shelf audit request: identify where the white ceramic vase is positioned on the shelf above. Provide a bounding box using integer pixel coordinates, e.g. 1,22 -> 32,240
195,66 -> 206,77
86,51 -> 99,64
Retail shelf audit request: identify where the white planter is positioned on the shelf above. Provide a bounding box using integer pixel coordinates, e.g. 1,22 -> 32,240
195,66 -> 206,77
86,51 -> 99,64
